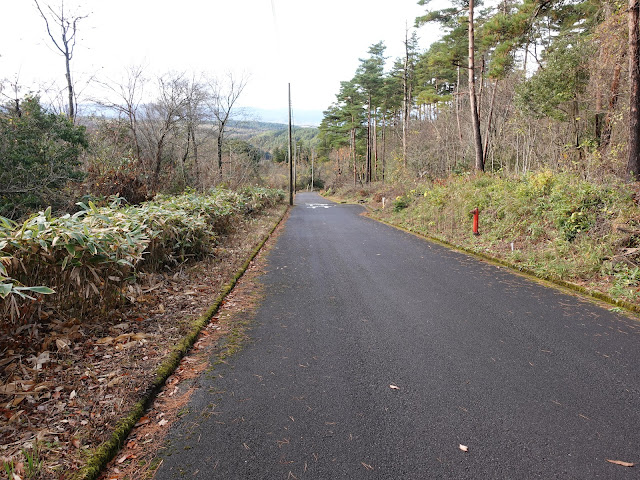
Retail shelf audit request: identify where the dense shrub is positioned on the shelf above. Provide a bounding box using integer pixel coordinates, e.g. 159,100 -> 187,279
0,187 -> 285,322
0,96 -> 88,219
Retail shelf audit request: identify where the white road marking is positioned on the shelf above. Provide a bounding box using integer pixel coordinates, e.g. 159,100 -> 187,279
306,203 -> 332,209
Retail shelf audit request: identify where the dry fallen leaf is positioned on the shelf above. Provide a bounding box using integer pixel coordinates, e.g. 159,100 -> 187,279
459,444 -> 469,452
389,384 -> 400,390
158,419 -> 168,427
134,416 -> 150,427
72,438 -> 81,448
606,459 -> 634,467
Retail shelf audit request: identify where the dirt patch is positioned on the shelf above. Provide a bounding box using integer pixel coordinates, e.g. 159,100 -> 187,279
0,205 -> 287,479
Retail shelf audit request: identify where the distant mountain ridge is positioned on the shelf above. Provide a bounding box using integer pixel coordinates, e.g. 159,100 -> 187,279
240,107 -> 323,127
228,119 -> 319,153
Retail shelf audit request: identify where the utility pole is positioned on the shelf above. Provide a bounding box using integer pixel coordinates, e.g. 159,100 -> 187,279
288,83 -> 294,205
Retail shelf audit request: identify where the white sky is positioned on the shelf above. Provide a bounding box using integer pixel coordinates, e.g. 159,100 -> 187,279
1,0 -> 446,120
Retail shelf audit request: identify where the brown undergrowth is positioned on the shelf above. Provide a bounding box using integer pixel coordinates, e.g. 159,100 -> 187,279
0,205 -> 287,480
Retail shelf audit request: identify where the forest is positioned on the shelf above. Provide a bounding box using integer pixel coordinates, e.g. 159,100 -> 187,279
318,0 -> 632,184
314,0 -> 640,310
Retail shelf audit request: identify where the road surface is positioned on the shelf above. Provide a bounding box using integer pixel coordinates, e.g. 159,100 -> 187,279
155,192 -> 640,479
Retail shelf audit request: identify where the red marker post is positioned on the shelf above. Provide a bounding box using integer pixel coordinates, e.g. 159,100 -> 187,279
471,207 -> 480,236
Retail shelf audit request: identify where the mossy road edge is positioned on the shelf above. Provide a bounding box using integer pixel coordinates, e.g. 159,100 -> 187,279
71,205 -> 290,480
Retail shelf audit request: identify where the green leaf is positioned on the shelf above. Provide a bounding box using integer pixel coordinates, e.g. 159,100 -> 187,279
0,283 -> 13,299
17,285 -> 55,295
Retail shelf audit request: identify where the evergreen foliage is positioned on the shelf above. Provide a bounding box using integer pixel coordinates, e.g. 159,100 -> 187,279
0,96 -> 88,219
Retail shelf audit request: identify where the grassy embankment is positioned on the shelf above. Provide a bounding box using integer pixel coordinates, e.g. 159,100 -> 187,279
327,171 -> 640,307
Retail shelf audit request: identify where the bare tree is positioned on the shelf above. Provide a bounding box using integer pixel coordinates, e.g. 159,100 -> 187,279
139,73 -> 188,190
96,65 -> 147,168
0,76 -> 25,116
180,75 -> 208,187
206,73 -> 248,177
33,0 -> 88,122
468,0 -> 484,172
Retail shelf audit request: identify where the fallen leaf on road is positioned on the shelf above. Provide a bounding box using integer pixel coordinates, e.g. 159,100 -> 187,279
459,444 -> 469,452
389,384 -> 400,390
361,462 -> 374,470
606,459 -> 634,467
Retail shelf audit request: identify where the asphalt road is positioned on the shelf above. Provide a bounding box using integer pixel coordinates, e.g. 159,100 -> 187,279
155,192 -> 640,479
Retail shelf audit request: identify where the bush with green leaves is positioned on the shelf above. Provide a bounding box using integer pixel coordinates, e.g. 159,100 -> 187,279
0,96 -> 88,220
0,187 -> 285,322
381,171 -> 636,299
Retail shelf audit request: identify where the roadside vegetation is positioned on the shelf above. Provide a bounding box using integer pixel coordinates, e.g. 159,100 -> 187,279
1,187 -> 285,323
327,172 -> 640,306
314,0 -> 640,308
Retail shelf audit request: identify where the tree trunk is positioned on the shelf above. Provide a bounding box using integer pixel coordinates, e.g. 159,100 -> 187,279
191,127 -> 199,187
382,113 -> 386,183
468,0 -> 484,172
455,66 -> 463,144
366,96 -> 372,184
403,30 -> 410,168
351,124 -> 357,187
483,79 -> 498,162
217,128 -> 224,178
182,128 -> 191,184
64,46 -> 74,121
373,113 -> 378,181
601,61 -> 622,150
152,132 -> 167,190
630,0 -> 640,179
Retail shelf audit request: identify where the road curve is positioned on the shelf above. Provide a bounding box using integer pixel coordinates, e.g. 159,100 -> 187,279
155,192 -> 640,479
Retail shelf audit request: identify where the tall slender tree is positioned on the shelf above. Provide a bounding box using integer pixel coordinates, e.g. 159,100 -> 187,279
34,0 -> 88,122
416,0 -> 484,171
403,30 -> 420,167
467,0 -> 484,170
207,73 -> 248,178
355,42 -> 387,182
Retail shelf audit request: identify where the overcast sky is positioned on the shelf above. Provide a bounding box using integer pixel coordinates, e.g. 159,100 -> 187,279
1,0 -> 447,123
